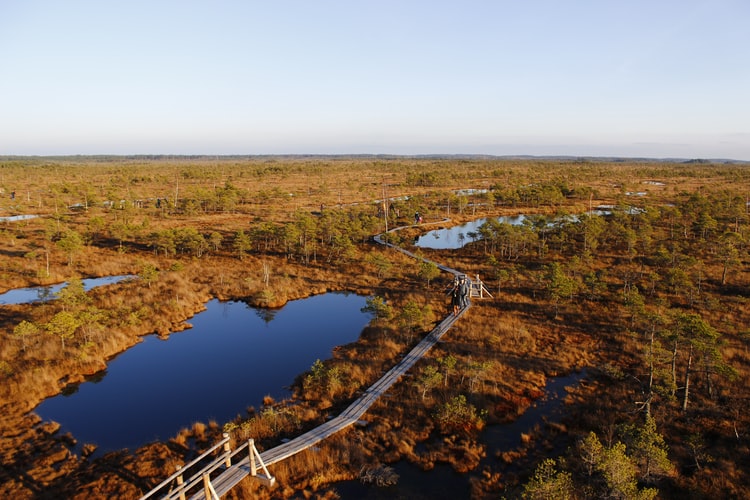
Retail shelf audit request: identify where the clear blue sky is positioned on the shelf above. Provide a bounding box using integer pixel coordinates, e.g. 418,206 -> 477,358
1,1 -> 749,159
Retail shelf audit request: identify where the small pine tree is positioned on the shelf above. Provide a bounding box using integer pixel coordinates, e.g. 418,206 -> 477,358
522,458 -> 574,500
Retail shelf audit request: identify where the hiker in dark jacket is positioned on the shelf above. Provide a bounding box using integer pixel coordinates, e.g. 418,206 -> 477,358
458,275 -> 470,309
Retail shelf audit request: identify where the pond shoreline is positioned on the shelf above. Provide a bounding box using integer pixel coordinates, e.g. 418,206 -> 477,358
0,250 -> 397,497
34,293 -> 371,455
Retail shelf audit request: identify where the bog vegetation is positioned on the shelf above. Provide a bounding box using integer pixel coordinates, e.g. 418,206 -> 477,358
0,156 -> 748,499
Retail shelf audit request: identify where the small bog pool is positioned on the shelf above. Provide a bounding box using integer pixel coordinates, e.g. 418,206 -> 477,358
34,293 -> 370,453
414,215 -> 528,249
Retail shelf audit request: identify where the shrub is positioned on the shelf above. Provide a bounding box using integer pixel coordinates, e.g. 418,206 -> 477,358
434,394 -> 485,434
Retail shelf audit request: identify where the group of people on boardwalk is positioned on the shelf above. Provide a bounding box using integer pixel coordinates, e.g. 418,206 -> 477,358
447,274 -> 470,316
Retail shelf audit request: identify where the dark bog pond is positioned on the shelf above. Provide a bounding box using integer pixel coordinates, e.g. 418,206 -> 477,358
34,293 -> 370,453
0,275 -> 133,305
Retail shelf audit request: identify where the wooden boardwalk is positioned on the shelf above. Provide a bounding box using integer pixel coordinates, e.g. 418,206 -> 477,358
186,308 -> 467,499
142,220 -> 473,500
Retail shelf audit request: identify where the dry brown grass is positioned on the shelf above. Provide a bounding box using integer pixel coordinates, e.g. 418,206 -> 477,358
1,157 -> 749,498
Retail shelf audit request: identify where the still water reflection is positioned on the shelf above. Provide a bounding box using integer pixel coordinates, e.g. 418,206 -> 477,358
414,215 -> 528,250
34,293 -> 370,452
0,275 -> 133,305
413,211 -> 611,250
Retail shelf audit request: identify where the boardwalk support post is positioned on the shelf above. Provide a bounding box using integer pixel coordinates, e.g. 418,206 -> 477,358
248,438 -> 276,487
202,472 -> 219,500
175,465 -> 186,500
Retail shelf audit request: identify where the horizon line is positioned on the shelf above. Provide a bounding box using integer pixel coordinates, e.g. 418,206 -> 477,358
1,153 -> 748,164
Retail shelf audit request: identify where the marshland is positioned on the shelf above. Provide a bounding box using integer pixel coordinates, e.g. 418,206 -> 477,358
1,156 -> 749,499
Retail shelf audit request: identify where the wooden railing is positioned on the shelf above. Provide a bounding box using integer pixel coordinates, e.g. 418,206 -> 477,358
139,434 -> 273,500
470,274 -> 493,298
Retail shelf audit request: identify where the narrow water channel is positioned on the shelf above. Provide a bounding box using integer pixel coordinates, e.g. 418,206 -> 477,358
0,214 -> 39,222
0,275 -> 133,305
34,293 -> 370,453
332,371 -> 585,498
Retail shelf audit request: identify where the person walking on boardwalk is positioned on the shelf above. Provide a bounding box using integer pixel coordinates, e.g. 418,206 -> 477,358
447,276 -> 462,316
458,275 -> 470,309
